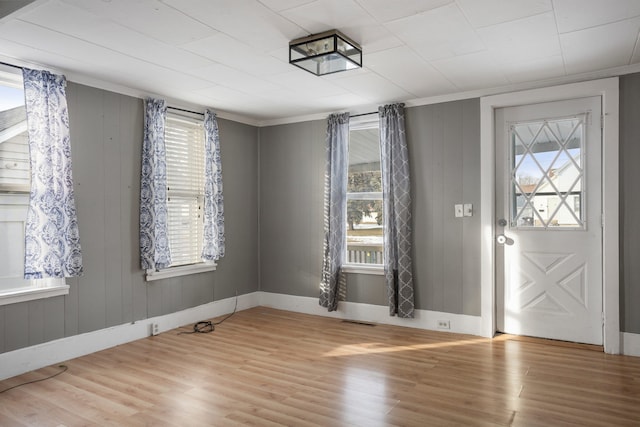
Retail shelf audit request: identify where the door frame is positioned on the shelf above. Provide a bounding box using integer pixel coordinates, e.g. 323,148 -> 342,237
479,78 -> 620,353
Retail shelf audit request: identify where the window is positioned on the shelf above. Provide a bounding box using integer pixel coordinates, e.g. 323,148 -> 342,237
344,115 -> 383,268
0,69 -> 68,304
145,112 -> 214,281
165,114 -> 205,266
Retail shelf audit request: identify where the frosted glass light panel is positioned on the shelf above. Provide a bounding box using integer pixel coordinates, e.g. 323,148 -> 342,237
290,30 -> 362,76
345,117 -> 382,265
510,116 -> 585,229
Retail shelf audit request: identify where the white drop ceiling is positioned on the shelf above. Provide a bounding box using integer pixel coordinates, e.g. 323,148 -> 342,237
1,0 -> 639,125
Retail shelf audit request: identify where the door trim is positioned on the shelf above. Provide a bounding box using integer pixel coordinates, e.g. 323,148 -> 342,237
480,78 -> 620,353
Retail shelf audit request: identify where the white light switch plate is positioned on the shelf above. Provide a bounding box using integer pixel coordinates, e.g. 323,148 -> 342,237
464,204 -> 473,217
454,204 -> 463,218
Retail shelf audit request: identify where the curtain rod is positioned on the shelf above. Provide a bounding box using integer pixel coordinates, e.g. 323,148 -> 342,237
350,111 -> 377,118
0,61 -> 22,70
167,106 -> 204,116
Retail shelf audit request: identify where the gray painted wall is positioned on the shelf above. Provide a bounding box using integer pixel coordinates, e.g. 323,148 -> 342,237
0,82 -> 259,354
3,72 -> 639,356
620,73 -> 640,334
259,99 -> 482,316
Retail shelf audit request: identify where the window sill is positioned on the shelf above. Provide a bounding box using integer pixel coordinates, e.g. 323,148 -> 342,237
0,283 -> 70,306
146,262 -> 217,282
342,264 -> 385,275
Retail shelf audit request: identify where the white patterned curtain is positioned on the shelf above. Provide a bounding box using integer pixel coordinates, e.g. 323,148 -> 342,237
140,98 -> 171,270
320,112 -> 349,311
379,103 -> 414,318
202,109 -> 225,261
22,68 -> 83,279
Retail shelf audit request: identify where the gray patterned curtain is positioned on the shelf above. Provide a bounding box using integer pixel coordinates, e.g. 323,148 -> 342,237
320,112 -> 349,311
139,98 -> 171,270
202,109 -> 225,262
379,103 -> 414,318
22,68 -> 83,279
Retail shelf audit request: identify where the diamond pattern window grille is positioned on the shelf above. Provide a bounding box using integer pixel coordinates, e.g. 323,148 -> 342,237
510,115 -> 585,229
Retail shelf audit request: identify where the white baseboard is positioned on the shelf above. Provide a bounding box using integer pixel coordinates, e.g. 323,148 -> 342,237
257,291 -> 483,336
4,291 -> 635,381
0,292 -> 260,381
621,332 -> 640,357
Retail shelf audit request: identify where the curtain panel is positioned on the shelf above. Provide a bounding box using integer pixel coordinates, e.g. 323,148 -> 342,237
202,109 -> 225,261
22,68 -> 83,279
139,97 -> 171,270
379,103 -> 414,318
319,112 -> 349,311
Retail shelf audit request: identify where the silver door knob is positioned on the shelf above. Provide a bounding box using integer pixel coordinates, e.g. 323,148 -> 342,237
498,218 -> 508,227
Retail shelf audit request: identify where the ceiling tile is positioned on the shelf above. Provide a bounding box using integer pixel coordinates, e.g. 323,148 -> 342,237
189,63 -> 285,95
355,0 -> 453,23
259,0 -> 316,12
431,51 -> 510,90
61,0 -> 217,45
265,70 -> 350,98
554,0 -> 640,33
281,0 -> 376,34
163,0 -> 302,52
560,16 -> 640,74
498,54 -> 566,84
365,46 -> 456,97
477,12 -> 561,63
385,3 -> 485,61
457,0 -> 552,28
20,1 -> 214,72
330,71 -> 412,103
182,33 -> 291,77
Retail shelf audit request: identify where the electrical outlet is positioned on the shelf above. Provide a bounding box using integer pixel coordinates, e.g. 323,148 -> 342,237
151,323 -> 159,336
437,320 -> 450,329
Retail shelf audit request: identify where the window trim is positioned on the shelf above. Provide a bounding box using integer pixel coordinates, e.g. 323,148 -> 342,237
145,262 -> 216,282
0,282 -> 69,306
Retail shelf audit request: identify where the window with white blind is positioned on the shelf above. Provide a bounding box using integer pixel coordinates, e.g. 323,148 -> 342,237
165,114 -> 205,267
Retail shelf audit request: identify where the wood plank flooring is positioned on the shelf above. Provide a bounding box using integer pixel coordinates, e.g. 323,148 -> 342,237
1,307 -> 640,426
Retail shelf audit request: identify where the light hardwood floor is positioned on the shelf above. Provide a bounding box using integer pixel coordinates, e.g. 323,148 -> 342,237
1,307 -> 640,426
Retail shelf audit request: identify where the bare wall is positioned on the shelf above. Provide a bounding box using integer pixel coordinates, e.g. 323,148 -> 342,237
0,82 -> 259,354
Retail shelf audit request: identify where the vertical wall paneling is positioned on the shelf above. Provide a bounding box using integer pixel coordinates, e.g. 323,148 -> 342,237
4,303 -> 28,352
259,120 -> 325,298
461,100 -> 481,315
260,100 -> 482,316
42,296 -> 65,343
27,299 -> 44,346
0,306 -> 4,353
118,95 -> 144,323
1,81 -> 260,356
71,84 -> 108,333
620,74 -> 640,334
442,101 -> 464,314
213,119 -> 260,300
103,91 -> 124,327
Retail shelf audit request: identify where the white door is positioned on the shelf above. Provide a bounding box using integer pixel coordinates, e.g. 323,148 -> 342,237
495,97 -> 603,345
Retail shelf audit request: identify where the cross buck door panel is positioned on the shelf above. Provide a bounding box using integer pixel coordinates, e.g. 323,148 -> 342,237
495,96 -> 603,345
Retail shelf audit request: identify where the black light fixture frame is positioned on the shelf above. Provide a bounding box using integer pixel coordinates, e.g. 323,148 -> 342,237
289,29 -> 362,76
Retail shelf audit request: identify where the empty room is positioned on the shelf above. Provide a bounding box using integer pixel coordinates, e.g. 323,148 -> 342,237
1,0 -> 640,425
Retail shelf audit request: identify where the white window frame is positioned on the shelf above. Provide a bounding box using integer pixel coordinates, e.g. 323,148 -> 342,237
145,111 -> 215,282
0,69 -> 69,305
342,114 -> 384,275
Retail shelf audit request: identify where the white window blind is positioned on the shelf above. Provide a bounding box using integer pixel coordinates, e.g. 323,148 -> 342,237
165,114 -> 205,267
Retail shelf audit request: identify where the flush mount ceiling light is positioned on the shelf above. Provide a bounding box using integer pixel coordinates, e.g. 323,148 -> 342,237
289,30 -> 362,76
